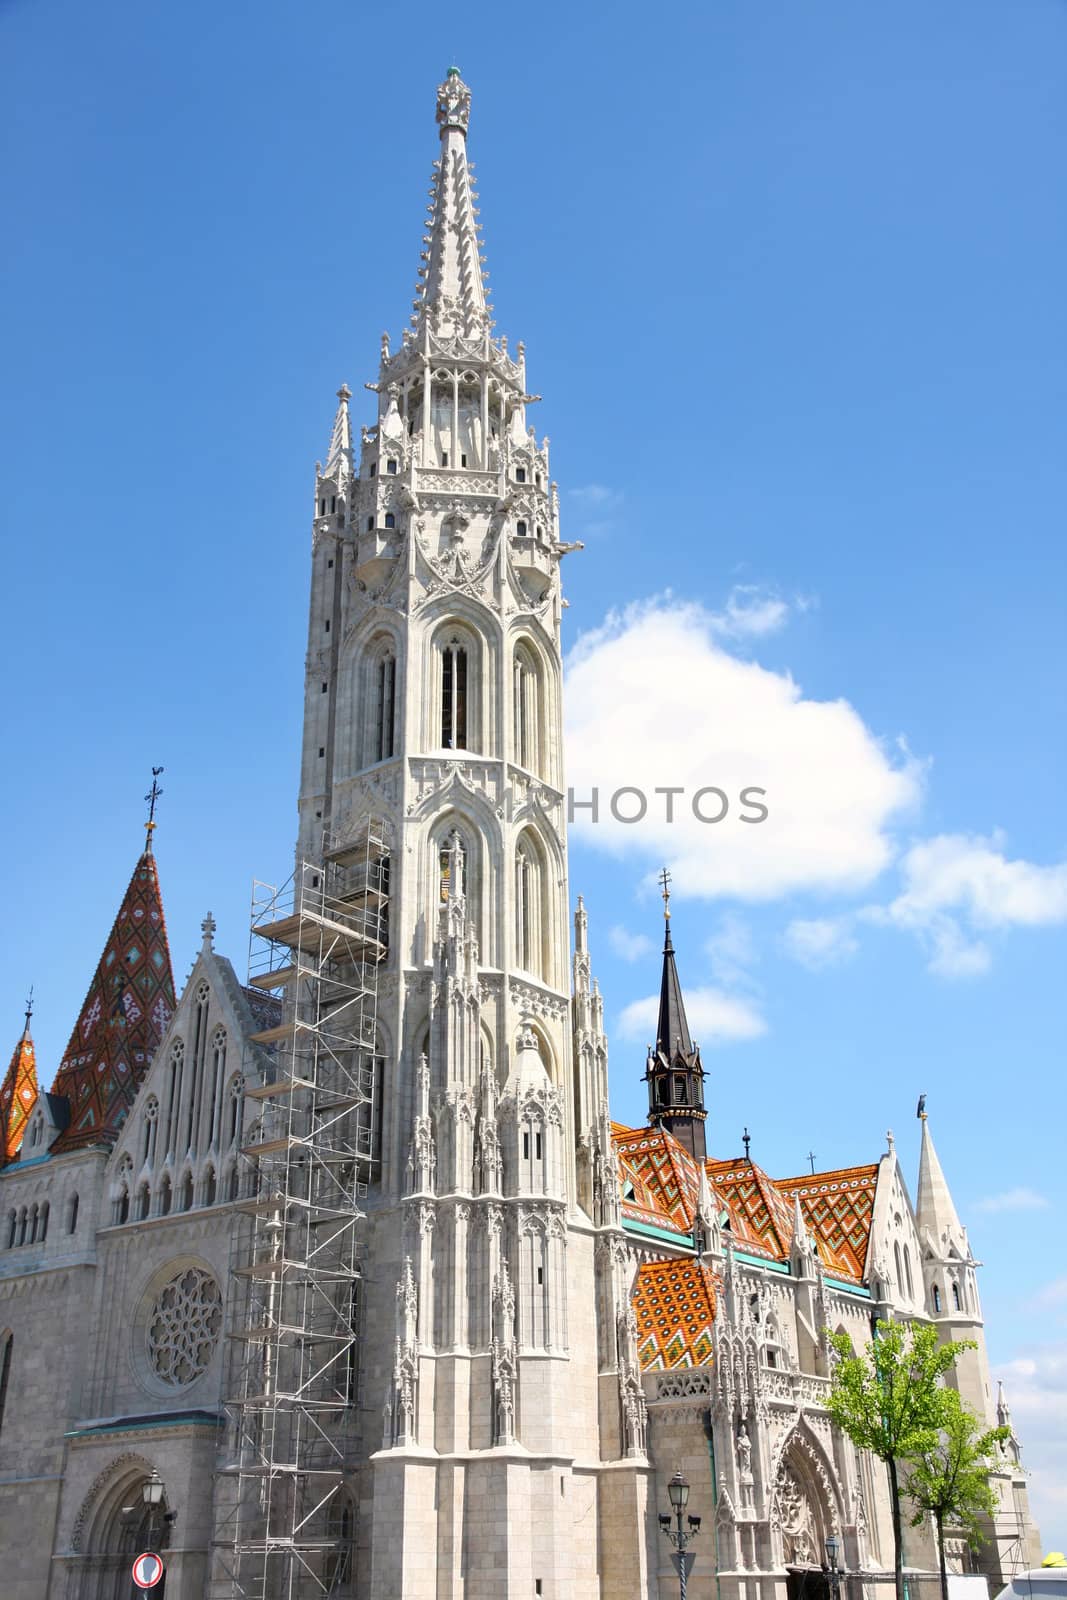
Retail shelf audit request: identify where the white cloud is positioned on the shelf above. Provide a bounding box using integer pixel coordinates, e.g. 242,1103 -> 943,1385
617,986 -> 767,1048
872,833 -> 1067,978
705,913 -> 760,990
996,1342 -> 1067,1542
608,924 -> 653,962
709,584 -> 790,640
565,598 -> 922,901
1033,1279 -> 1067,1309
973,1187 -> 1049,1215
783,916 -> 859,971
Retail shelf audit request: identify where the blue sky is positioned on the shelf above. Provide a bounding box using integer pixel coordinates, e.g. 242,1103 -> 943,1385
2,0 -> 1065,1539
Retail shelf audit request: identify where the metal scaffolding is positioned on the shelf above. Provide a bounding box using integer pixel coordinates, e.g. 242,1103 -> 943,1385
217,821 -> 389,1598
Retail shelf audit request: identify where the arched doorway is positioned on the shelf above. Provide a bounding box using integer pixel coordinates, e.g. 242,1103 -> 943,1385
772,1428 -> 841,1600
70,1461 -> 172,1600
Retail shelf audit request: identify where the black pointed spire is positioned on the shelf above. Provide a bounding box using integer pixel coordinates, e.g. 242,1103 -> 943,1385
643,869 -> 707,1161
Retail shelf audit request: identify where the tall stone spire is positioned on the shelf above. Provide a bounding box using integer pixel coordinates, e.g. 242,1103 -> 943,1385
643,871 -> 707,1161
0,998 -> 39,1164
413,68 -> 491,339
915,1108 -> 966,1255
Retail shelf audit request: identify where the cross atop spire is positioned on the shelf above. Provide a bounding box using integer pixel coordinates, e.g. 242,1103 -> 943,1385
144,766 -> 164,853
659,866 -> 672,920
643,877 -> 707,1160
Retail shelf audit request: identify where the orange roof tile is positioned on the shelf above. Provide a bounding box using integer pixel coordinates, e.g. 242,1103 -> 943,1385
50,850 -> 175,1153
0,1021 -> 38,1163
615,1126 -> 701,1231
633,1258 -> 718,1370
775,1164 -> 879,1282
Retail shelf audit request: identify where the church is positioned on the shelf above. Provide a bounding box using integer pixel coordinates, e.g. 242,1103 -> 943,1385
0,68 -> 1042,1600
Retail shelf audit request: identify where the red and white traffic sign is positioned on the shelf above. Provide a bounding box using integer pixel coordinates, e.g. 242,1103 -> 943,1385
131,1550 -> 165,1589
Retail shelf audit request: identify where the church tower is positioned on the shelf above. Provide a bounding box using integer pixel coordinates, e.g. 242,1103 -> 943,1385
282,68 -> 652,1599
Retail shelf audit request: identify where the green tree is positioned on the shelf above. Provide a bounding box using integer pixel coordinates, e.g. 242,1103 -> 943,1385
825,1321 -> 975,1600
905,1390 -> 1011,1600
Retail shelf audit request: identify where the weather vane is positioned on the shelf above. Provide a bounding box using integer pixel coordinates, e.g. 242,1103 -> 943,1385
742,1126 -> 751,1161
144,767 -> 164,851
916,1093 -> 927,1121
659,866 -> 672,919
24,985 -> 33,1029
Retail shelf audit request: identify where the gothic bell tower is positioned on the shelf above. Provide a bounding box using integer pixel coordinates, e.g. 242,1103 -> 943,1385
288,68 -> 650,1599
643,874 -> 707,1160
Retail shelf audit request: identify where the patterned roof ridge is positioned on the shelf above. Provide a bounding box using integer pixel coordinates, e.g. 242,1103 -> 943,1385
776,1163 -> 879,1282
0,1015 -> 38,1163
633,1257 -> 719,1371
50,849 -> 176,1154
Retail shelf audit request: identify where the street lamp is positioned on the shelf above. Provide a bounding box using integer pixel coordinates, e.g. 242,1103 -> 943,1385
825,1532 -> 842,1600
660,1470 -> 701,1600
142,1470 -> 164,1552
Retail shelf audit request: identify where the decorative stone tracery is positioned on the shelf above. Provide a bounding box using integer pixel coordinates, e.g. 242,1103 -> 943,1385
146,1265 -> 222,1387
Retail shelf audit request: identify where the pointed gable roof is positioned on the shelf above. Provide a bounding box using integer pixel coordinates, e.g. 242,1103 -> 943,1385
50,849 -> 175,1153
633,1258 -> 718,1370
775,1163 -> 880,1282
322,384 -> 353,484
0,1012 -> 39,1163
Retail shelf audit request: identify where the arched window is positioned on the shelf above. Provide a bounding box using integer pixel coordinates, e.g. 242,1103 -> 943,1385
952,1281 -> 961,1312
164,1042 -> 184,1160
439,832 -> 467,904
38,1201 -> 48,1242
16,1208 -> 27,1246
142,1096 -> 159,1165
29,1203 -> 39,1241
0,1333 -> 12,1437
893,1241 -> 903,1293
5,1211 -> 15,1249
374,652 -> 396,762
513,833 -> 545,978
67,1193 -> 79,1234
903,1245 -> 914,1299
384,511 -> 396,529
186,985 -> 210,1155
512,643 -> 541,772
115,1188 -> 129,1226
137,1183 -> 150,1221
933,1283 -> 942,1313
208,1030 -> 227,1149
228,1076 -> 245,1148
516,520 -> 527,537
325,1491 -> 355,1590
204,1167 -> 217,1207
159,1175 -> 172,1217
180,1172 -> 194,1212
227,1163 -> 240,1202
440,636 -> 468,749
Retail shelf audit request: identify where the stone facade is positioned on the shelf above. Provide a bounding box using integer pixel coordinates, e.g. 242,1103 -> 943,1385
0,66 -> 1043,1600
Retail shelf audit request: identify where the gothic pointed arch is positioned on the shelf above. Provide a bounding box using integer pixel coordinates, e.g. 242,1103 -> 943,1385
770,1419 -> 844,1568
343,621 -> 403,773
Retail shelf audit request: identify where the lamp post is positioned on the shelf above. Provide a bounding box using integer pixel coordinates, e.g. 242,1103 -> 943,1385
142,1470 -> 164,1552
659,1469 -> 701,1600
824,1532 -> 842,1600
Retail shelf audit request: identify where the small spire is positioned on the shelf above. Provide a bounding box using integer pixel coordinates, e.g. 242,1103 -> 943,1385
23,986 -> 33,1035
886,1127 -> 895,1154
915,1105 -> 966,1255
144,766 -> 164,853
201,911 -> 216,949
742,1127 -> 751,1161
414,70 -> 490,338
323,385 -> 352,483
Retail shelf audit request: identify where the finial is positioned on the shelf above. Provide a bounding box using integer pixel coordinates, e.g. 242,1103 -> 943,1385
23,985 -> 33,1032
807,1150 -> 816,1176
886,1128 -> 895,1153
916,1093 -> 927,1121
336,383 -> 352,404
742,1127 -> 751,1161
144,767 -> 164,852
201,911 -> 216,948
436,67 -> 471,136
659,865 -> 672,920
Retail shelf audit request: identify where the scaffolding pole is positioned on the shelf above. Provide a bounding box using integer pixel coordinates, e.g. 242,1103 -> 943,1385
215,821 -> 388,1599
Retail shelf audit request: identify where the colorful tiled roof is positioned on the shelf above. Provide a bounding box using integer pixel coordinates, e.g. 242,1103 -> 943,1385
775,1164 -> 879,1282
0,1020 -> 38,1163
615,1126 -> 701,1232
50,850 -> 175,1153
707,1156 -> 798,1256
633,1258 -> 718,1370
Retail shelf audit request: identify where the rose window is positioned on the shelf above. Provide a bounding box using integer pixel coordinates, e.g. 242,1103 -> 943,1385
147,1266 -> 223,1386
